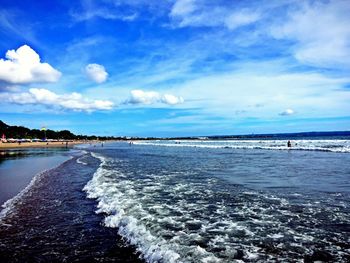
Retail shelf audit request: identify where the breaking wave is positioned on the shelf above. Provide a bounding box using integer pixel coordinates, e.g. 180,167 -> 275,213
84,152 -> 181,262
84,151 -> 350,262
134,139 -> 350,153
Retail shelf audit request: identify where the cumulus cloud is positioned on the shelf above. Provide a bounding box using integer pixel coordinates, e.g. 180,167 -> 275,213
161,93 -> 185,105
279,109 -> 295,116
0,45 -> 61,84
85,63 -> 108,83
0,88 -> 113,111
126,89 -> 184,105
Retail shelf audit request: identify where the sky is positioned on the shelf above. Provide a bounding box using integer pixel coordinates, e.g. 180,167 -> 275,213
0,0 -> 349,137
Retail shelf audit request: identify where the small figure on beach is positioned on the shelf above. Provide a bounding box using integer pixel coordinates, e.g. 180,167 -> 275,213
287,140 -> 292,147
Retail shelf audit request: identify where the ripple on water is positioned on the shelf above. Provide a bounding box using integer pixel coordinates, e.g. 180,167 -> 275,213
84,151 -> 350,262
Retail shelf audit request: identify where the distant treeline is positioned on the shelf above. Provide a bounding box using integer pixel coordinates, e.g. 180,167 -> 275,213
0,120 -> 118,140
1,120 -> 349,140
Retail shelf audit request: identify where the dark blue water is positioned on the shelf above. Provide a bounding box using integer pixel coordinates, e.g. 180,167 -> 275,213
0,148 -> 143,262
0,141 -> 349,262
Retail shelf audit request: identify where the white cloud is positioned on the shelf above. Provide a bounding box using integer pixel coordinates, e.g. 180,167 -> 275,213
126,89 -> 184,105
173,61 -> 350,119
279,109 -> 294,116
168,0 -> 350,68
0,45 -> 61,84
70,0 -> 139,22
85,63 -> 108,83
0,88 -> 113,111
170,0 -> 197,17
270,0 -> 350,67
169,0 -> 261,30
161,94 -> 184,105
224,10 -> 260,31
128,90 -> 160,104
72,8 -> 138,22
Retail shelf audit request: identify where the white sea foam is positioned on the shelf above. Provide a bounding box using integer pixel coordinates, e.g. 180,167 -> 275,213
84,152 -> 280,262
76,156 -> 88,165
84,150 -> 350,262
133,139 -> 350,153
84,152 -> 182,262
75,150 -> 90,165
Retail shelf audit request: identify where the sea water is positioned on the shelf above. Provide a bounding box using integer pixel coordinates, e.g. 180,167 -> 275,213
0,139 -> 349,262
0,148 -> 70,205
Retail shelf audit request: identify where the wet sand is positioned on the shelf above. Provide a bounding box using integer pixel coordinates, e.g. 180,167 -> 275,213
0,153 -> 70,205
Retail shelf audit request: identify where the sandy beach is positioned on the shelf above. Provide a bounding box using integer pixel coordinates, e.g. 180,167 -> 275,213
0,141 -> 84,149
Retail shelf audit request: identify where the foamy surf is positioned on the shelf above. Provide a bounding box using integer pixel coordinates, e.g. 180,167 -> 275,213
76,153 -> 89,165
84,152 -> 183,263
84,148 -> 350,262
133,139 -> 350,153
1,141 -> 348,262
83,154 -> 256,263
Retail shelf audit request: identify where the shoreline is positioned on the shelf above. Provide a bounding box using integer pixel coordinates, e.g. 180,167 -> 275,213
0,141 -> 88,150
0,156 -> 72,217
0,148 -> 73,208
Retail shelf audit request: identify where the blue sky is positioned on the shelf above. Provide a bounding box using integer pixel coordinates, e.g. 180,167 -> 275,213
0,0 -> 349,137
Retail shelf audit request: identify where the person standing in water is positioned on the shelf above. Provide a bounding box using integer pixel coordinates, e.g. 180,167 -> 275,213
287,140 -> 292,147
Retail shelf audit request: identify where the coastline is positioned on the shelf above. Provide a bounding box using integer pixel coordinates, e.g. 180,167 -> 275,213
0,151 -> 144,263
0,155 -> 72,218
0,141 -> 86,150
0,139 -> 349,262
0,148 -> 74,208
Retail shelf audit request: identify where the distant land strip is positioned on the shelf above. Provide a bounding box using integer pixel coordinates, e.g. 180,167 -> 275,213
1,120 -> 349,141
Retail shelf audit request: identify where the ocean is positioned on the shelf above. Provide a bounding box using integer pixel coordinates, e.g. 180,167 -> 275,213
0,138 -> 349,262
